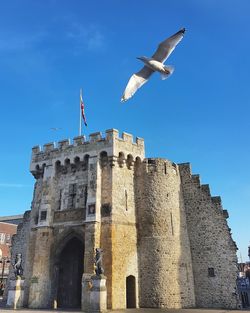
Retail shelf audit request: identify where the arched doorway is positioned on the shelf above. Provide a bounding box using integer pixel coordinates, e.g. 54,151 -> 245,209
126,275 -> 136,308
56,237 -> 84,308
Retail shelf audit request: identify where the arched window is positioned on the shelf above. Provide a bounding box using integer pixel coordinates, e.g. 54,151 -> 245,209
82,154 -> 89,171
118,152 -> 125,167
55,160 -> 61,173
126,275 -> 136,308
64,158 -> 70,166
100,151 -> 108,168
134,157 -> 141,176
127,154 -> 134,169
74,156 -> 80,164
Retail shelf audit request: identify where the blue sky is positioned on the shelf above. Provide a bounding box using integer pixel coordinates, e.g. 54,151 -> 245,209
0,0 -> 249,260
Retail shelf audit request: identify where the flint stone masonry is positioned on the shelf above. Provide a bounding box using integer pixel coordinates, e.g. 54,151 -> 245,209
135,159 -> 195,308
7,129 -> 238,310
178,163 -> 238,308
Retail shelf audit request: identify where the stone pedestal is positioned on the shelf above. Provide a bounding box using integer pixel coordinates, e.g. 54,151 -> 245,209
82,273 -> 92,312
6,277 -> 25,309
89,274 -> 107,313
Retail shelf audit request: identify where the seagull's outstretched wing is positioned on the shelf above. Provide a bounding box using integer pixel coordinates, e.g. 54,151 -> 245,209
152,28 -> 185,63
121,66 -> 154,102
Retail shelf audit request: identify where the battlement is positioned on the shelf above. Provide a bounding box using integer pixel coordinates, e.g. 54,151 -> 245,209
191,174 -> 200,186
201,184 -> 211,197
179,163 -> 228,219
178,162 -> 191,180
138,158 -> 179,176
211,196 -> 222,206
32,129 -> 144,157
30,129 -> 145,175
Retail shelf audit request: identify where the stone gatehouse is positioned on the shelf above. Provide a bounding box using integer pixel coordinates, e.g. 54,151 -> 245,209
6,129 -> 239,310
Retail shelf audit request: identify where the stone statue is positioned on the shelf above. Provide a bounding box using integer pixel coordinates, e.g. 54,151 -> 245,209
13,253 -> 23,277
94,248 -> 104,275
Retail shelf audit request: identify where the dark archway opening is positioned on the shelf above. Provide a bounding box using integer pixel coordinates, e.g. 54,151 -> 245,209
126,275 -> 136,308
57,237 -> 84,308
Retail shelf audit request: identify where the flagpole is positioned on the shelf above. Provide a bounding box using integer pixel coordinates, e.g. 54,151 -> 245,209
79,88 -> 82,136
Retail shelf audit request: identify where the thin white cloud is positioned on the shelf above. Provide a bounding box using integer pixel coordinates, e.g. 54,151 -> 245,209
0,22 -> 106,56
0,183 -> 31,188
66,23 -> 106,52
87,30 -> 105,51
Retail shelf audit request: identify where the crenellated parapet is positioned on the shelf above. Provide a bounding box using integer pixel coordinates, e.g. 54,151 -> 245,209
30,129 -> 145,178
178,164 -> 234,225
178,162 -> 225,212
134,158 -> 179,176
192,174 -> 200,186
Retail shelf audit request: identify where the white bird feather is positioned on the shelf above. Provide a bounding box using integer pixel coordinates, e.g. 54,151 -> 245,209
121,28 -> 185,102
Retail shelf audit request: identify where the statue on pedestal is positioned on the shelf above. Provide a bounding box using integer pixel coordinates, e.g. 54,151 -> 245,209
13,253 -> 23,277
94,248 -> 104,276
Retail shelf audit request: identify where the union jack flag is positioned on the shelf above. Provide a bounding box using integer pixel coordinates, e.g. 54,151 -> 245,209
80,91 -> 87,127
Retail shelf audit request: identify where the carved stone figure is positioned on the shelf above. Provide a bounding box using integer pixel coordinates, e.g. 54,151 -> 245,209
94,248 -> 104,276
13,253 -> 23,277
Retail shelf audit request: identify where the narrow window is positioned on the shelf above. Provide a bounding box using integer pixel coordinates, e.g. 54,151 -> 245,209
170,212 -> 174,235
164,163 -> 167,174
88,203 -> 96,215
68,183 -> 77,209
84,185 -> 88,208
58,189 -> 63,210
125,189 -> 128,211
40,211 -> 47,221
185,263 -> 189,282
208,267 -> 215,277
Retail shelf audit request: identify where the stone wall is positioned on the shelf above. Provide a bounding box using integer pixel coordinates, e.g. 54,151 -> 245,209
98,137 -> 143,309
179,163 -> 238,308
5,129 -> 239,310
100,156 -> 113,308
28,227 -> 53,308
108,157 -> 139,309
135,158 -> 195,308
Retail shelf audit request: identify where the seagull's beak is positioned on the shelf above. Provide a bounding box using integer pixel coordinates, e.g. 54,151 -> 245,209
136,57 -> 143,61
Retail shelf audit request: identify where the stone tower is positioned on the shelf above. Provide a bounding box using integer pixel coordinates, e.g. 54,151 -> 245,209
135,159 -> 195,308
6,129 -> 238,310
27,129 -> 144,309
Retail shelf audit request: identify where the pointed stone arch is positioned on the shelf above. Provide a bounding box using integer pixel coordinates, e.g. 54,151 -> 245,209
50,229 -> 85,308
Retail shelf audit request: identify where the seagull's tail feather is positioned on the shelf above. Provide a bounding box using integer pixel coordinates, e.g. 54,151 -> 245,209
161,65 -> 174,80
121,95 -> 127,102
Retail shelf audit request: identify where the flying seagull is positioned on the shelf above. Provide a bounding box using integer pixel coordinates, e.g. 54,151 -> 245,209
121,28 -> 186,102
